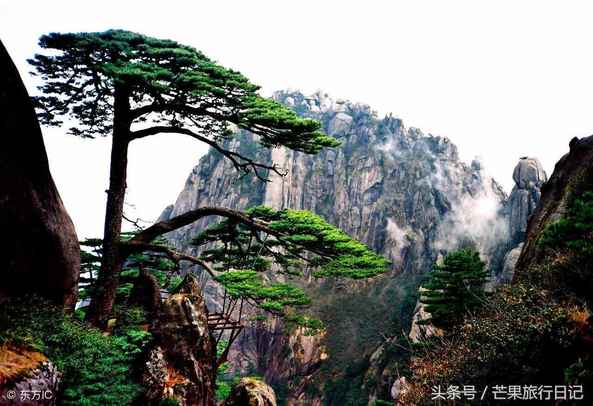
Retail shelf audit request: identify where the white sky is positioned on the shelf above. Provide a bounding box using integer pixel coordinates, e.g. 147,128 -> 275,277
1,0 -> 592,239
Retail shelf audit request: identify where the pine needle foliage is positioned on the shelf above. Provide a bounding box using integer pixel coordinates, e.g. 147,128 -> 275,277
215,270 -> 311,313
29,29 -> 341,324
0,297 -> 144,406
539,191 -> 593,257
420,249 -> 488,329
192,206 -> 390,323
194,206 -> 389,278
78,235 -> 182,306
28,29 -> 338,153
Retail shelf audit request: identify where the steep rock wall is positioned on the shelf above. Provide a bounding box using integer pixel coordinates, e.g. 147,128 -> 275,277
160,90 -> 519,402
0,40 -> 79,309
162,91 -> 509,276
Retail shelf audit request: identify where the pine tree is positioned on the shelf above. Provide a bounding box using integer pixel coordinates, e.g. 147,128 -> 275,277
76,207 -> 389,332
192,206 -> 389,317
29,30 -> 340,326
420,249 -> 487,329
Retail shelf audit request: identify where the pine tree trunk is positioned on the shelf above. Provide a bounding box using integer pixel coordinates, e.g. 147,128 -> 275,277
86,86 -> 131,327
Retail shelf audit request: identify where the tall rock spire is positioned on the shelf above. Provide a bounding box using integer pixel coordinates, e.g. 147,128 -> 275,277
498,157 -> 547,283
508,157 -> 547,244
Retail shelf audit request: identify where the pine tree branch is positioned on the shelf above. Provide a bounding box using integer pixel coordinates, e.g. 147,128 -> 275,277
128,125 -> 283,181
119,241 -> 216,278
128,207 -> 280,245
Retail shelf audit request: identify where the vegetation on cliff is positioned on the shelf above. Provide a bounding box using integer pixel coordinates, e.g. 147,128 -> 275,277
6,29 -> 392,405
194,206 -> 388,324
401,188 -> 593,404
0,297 -> 147,405
8,25 -> 587,405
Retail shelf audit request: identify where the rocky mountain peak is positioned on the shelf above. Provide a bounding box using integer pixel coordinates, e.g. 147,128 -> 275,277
159,90 -> 541,404
161,90 -> 509,274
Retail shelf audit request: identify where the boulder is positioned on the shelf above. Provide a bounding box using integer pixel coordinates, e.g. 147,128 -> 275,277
408,288 -> 443,343
512,157 -> 547,189
0,40 -> 79,309
327,112 -> 352,135
499,243 -> 523,284
391,376 -> 409,402
223,378 -> 277,406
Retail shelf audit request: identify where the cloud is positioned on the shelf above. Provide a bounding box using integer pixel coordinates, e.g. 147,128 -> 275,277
385,218 -> 413,265
433,167 -> 508,260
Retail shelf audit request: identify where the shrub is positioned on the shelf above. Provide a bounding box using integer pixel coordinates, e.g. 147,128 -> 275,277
215,340 -> 239,401
402,285 -> 576,404
537,191 -> 593,303
0,297 -> 145,405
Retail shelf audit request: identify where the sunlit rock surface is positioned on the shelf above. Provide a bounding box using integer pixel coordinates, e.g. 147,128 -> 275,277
500,243 -> 524,284
508,157 -> 547,244
408,289 -> 443,343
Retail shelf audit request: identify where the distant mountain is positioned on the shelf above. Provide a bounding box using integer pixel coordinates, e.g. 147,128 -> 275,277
158,90 -> 537,404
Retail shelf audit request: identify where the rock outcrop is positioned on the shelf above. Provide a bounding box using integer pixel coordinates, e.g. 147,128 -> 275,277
142,274 -> 217,406
499,242 -> 523,284
396,135 -> 593,406
224,318 -> 327,405
407,157 -> 544,356
0,346 -> 61,406
391,376 -> 409,404
159,90 -> 515,402
516,135 -> 593,274
407,290 -> 443,343
161,91 -> 508,273
223,378 -> 277,406
0,40 -> 79,309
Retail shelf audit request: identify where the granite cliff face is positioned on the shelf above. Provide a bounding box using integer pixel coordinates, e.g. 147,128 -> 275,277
508,157 -> 547,245
396,136 -> 592,405
160,90 -> 534,403
162,90 -> 509,275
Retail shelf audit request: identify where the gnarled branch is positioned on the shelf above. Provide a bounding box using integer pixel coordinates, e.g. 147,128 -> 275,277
129,125 -> 284,181
120,241 -> 216,278
128,206 -> 279,245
